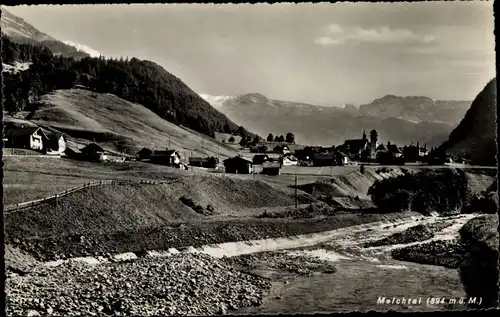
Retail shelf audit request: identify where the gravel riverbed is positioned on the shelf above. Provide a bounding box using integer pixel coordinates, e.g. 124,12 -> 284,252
6,253 -> 271,316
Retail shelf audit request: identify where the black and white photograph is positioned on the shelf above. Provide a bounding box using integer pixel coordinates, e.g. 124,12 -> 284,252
2,1 -> 498,315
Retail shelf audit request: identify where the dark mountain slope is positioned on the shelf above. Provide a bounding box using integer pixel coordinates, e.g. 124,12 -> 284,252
440,78 -> 497,166
2,36 -> 252,139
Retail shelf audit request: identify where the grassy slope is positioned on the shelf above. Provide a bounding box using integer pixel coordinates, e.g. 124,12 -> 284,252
23,88 -> 237,158
2,156 -> 189,205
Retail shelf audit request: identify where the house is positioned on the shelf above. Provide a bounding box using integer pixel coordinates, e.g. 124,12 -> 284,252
189,156 -> 219,168
253,154 -> 270,165
272,144 -> 290,155
223,156 -> 253,174
80,143 -> 105,162
402,144 -> 420,162
136,147 -> 153,160
3,126 -> 49,151
387,144 -> 403,158
340,138 -> 369,160
151,149 -> 182,167
100,153 -> 126,163
64,146 -> 81,159
261,161 -> 281,176
281,154 -> 298,166
189,157 -> 204,167
335,152 -> 350,166
45,133 -> 67,155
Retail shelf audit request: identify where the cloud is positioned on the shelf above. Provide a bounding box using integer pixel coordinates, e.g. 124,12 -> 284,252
315,24 -> 437,46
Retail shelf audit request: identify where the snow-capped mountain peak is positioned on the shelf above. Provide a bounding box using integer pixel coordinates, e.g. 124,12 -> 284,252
199,94 -> 235,108
62,41 -> 102,58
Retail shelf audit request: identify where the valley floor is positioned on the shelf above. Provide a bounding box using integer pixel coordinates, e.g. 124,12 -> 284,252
3,156 -> 496,315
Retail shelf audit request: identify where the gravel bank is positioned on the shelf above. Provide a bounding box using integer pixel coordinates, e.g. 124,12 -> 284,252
6,253 -> 271,316
390,240 -> 467,268
223,252 -> 337,276
363,221 -> 453,248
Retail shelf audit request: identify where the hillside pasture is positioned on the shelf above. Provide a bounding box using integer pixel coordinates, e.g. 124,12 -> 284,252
22,89 -> 238,158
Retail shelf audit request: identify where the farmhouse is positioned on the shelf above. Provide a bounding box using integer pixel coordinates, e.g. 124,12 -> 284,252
45,132 -> 67,155
189,157 -> 219,168
151,149 -> 182,167
281,154 -> 298,166
3,126 -> 49,151
136,147 -> 153,160
223,156 -> 253,174
335,152 -> 350,166
253,154 -> 270,165
80,143 -> 105,162
261,160 -> 281,176
388,144 -> 403,158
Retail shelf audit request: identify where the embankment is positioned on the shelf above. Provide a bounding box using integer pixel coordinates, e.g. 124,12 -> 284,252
458,214 -> 499,308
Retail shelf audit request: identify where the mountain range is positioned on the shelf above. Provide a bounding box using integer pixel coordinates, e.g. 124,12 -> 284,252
201,93 -> 471,147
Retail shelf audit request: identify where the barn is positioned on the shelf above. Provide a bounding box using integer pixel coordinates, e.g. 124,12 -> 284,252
3,126 -> 49,151
223,156 -> 253,174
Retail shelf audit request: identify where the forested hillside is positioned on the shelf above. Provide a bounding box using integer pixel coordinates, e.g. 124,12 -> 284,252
440,78 -> 497,166
2,36 -> 252,139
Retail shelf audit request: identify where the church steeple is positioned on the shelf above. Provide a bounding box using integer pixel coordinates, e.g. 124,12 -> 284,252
362,130 -> 367,141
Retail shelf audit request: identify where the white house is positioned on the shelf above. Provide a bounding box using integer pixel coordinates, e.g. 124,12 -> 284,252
282,155 -> 298,166
46,133 -> 67,155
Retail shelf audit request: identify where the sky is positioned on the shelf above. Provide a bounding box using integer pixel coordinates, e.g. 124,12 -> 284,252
7,2 -> 496,105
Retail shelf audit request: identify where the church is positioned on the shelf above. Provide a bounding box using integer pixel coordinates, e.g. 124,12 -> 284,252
340,129 -> 385,161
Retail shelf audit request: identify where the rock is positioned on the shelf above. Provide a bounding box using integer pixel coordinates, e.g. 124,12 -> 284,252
458,215 -> 499,309
27,310 -> 40,316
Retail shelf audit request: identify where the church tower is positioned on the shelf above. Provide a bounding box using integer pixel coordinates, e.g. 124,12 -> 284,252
362,130 -> 367,141
370,129 -> 379,160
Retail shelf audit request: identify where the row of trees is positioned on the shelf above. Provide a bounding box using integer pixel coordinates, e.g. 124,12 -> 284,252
266,132 -> 295,144
2,36 -> 253,140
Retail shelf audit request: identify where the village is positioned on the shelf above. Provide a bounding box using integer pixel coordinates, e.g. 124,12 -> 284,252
2,123 -> 463,177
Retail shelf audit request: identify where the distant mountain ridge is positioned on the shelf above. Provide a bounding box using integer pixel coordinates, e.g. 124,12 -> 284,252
358,95 -> 471,124
440,78 -> 497,166
1,7 -> 94,59
202,93 -> 459,147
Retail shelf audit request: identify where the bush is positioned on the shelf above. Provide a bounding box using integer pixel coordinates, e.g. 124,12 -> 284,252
367,169 -> 470,215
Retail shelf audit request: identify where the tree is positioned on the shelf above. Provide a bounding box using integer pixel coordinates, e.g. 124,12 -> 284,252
267,133 -> 274,142
252,135 -> 261,146
237,126 -> 248,139
239,137 -> 248,148
278,135 -> 285,142
285,132 -> 295,144
228,136 -> 235,143
274,135 -> 279,142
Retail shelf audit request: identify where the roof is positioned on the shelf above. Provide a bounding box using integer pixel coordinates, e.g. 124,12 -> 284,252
152,149 -> 179,157
343,139 -> 368,151
81,143 -> 105,153
388,144 -> 401,153
283,155 -> 297,161
224,156 -> 253,164
376,144 -> 387,151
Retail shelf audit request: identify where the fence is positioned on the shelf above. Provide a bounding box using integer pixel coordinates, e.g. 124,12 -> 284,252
4,177 -> 185,214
